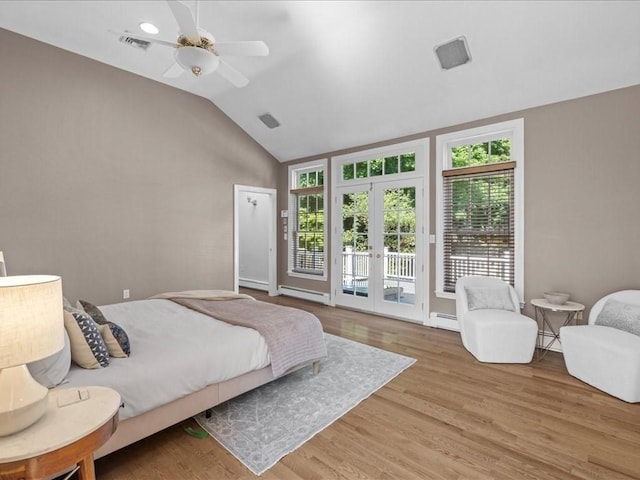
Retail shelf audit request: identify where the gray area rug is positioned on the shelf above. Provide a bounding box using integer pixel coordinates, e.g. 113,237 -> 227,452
194,333 -> 416,475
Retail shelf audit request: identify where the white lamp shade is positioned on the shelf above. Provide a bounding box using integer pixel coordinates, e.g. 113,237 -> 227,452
0,275 -> 64,368
175,46 -> 220,75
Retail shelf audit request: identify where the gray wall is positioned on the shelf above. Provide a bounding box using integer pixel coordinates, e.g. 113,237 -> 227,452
279,83 -> 640,320
0,28 -> 279,305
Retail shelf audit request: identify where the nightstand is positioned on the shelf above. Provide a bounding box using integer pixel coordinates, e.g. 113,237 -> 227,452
0,386 -> 120,480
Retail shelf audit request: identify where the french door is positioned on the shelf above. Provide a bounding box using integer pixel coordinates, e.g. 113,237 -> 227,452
333,178 -> 424,322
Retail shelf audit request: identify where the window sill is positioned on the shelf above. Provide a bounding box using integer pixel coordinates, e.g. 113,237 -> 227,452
287,271 -> 328,282
434,291 -> 456,300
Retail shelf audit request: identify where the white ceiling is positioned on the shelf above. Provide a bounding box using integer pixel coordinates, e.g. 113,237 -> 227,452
1,1 -> 639,162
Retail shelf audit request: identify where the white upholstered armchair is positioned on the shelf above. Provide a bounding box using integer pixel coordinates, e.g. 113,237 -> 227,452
560,290 -> 640,403
455,276 -> 537,363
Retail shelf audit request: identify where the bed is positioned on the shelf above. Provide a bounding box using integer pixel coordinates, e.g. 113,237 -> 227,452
54,291 -> 327,459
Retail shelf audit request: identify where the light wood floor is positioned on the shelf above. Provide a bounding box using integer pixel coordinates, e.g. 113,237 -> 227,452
94,290 -> 640,480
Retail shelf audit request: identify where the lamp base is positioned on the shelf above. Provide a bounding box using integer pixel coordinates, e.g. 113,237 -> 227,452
0,364 -> 49,436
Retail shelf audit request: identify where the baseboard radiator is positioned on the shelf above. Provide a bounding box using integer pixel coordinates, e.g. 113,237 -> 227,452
427,312 -> 460,332
278,285 -> 331,305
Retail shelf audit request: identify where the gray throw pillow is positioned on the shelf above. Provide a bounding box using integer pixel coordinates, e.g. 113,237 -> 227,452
594,298 -> 640,336
465,285 -> 516,311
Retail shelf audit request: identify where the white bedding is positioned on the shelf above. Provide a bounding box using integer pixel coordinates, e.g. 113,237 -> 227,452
62,299 -> 270,420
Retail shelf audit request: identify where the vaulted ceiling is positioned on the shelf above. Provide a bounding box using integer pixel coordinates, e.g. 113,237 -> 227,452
1,1 -> 639,162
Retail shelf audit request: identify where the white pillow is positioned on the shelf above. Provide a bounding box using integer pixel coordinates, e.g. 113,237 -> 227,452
27,329 -> 71,388
465,285 -> 516,311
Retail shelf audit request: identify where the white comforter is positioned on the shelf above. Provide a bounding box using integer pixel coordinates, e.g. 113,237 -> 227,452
62,299 -> 270,420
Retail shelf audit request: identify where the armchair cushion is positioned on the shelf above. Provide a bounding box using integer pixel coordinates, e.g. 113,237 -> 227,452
465,285 -> 516,312
594,299 -> 640,336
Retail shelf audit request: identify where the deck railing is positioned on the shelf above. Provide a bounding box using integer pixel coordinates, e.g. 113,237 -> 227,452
295,248 -> 508,286
341,247 -> 415,281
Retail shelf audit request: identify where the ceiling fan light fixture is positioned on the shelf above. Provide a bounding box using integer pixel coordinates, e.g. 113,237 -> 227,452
139,22 -> 159,35
175,46 -> 220,77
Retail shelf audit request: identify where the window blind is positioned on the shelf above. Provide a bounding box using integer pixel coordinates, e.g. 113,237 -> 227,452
442,163 -> 515,292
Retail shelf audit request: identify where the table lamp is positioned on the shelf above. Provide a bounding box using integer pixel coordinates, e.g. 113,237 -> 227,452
0,275 -> 64,436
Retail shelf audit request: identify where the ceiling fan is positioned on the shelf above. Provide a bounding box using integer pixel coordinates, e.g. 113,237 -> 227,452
112,0 -> 269,88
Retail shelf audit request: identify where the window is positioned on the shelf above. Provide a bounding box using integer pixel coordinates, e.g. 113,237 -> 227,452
436,119 -> 524,300
288,160 -> 327,278
340,153 -> 416,181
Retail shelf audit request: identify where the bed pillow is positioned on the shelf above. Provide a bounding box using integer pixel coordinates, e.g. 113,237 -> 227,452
98,324 -> 129,358
63,296 -> 74,311
78,300 -> 131,356
594,298 -> 640,336
63,310 -> 110,368
465,285 -> 516,312
27,328 -> 71,388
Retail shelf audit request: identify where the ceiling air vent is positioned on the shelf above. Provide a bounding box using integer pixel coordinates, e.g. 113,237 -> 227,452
119,35 -> 151,51
258,113 -> 280,129
434,36 -> 471,70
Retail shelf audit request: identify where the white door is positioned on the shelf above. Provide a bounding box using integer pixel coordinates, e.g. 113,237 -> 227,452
334,178 -> 424,322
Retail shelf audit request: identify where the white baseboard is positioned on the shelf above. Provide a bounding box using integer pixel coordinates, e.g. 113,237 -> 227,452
239,278 -> 269,292
278,285 -> 331,305
427,312 -> 460,332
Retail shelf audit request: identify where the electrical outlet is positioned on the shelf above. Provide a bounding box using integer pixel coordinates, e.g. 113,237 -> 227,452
123,289 -> 130,299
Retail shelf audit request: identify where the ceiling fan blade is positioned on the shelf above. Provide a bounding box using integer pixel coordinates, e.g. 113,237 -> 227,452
166,0 -> 200,42
163,62 -> 184,78
109,30 -> 178,48
216,60 -> 249,88
215,41 -> 269,57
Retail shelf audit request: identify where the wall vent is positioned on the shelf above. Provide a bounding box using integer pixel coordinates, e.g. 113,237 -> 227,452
119,35 -> 151,51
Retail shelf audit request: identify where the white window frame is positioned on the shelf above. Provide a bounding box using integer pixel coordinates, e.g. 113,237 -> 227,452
435,119 -> 524,301
287,159 -> 328,280
333,139 -> 427,188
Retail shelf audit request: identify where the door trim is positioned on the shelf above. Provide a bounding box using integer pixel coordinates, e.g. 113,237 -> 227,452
330,139 -> 429,323
233,185 -> 278,296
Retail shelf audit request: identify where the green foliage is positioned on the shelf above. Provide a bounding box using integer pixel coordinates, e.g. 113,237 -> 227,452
341,188 -> 416,253
341,153 -> 416,181
296,193 -> 324,251
451,139 -> 511,168
451,175 -> 511,232
297,169 -> 324,188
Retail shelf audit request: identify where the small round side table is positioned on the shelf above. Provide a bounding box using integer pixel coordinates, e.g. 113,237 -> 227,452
0,386 -> 120,480
531,298 -> 585,361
